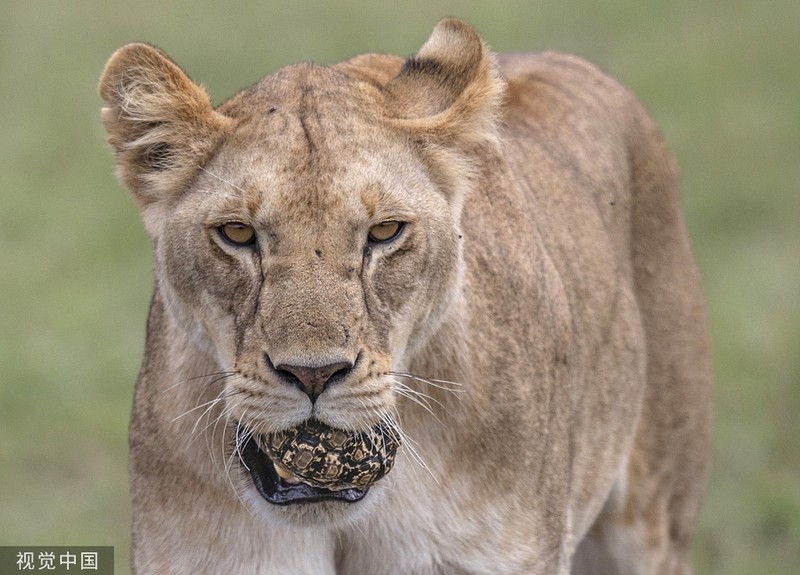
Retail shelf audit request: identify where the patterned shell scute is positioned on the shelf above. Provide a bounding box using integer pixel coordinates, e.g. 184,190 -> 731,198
264,419 -> 401,490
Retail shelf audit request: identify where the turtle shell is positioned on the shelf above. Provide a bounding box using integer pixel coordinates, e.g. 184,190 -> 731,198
263,419 -> 401,490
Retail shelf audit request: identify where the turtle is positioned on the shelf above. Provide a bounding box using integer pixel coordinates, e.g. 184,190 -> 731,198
261,419 -> 401,490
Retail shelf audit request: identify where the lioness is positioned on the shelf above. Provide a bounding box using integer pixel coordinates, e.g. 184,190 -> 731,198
99,18 -> 712,575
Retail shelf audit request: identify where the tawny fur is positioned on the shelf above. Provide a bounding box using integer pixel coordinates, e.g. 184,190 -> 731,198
100,18 -> 712,575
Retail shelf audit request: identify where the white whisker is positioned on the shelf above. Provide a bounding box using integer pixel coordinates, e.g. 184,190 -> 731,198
161,371 -> 236,394
223,407 -> 248,505
390,371 -> 466,395
199,165 -> 249,195
376,408 -> 439,487
204,399 -> 232,484
170,393 -> 225,425
391,381 -> 449,428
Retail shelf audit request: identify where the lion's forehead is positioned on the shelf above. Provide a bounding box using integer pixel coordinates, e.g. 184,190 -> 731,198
208,68 -> 408,210
219,62 -> 385,154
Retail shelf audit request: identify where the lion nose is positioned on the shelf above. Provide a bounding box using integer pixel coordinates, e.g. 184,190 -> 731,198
270,358 -> 354,403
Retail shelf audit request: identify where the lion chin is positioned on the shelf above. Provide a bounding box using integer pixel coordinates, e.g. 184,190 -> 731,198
101,17 -> 711,575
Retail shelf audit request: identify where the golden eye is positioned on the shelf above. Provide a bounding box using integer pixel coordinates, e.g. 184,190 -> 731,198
219,222 -> 256,246
368,221 -> 404,243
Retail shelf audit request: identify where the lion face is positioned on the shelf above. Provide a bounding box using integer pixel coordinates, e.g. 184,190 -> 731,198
99,20 -> 503,523
159,69 -> 466,516
160,74 -> 464,514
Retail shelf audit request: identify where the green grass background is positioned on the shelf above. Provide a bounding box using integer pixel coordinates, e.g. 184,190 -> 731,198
1,1 -> 797,573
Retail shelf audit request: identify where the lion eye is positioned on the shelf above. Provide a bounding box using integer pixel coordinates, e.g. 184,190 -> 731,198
219,222 -> 256,247
368,221 -> 404,243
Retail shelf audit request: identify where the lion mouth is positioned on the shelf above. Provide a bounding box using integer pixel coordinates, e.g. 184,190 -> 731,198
237,419 -> 400,506
239,433 -> 368,505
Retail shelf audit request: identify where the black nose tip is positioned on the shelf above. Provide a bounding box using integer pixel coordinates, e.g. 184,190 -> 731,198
267,357 -> 354,402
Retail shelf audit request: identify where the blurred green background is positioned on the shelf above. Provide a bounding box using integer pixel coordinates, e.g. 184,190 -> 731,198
1,1 -> 797,573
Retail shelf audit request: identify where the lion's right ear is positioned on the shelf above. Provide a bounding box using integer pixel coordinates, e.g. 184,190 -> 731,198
99,44 -> 231,206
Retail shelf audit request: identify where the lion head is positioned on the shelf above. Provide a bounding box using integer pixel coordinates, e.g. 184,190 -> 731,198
100,19 -> 504,523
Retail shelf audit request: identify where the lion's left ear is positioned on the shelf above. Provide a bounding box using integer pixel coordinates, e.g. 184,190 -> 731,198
384,19 -> 505,151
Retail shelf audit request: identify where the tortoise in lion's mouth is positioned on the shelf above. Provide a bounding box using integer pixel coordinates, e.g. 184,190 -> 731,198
239,419 -> 401,505
265,419 -> 401,489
